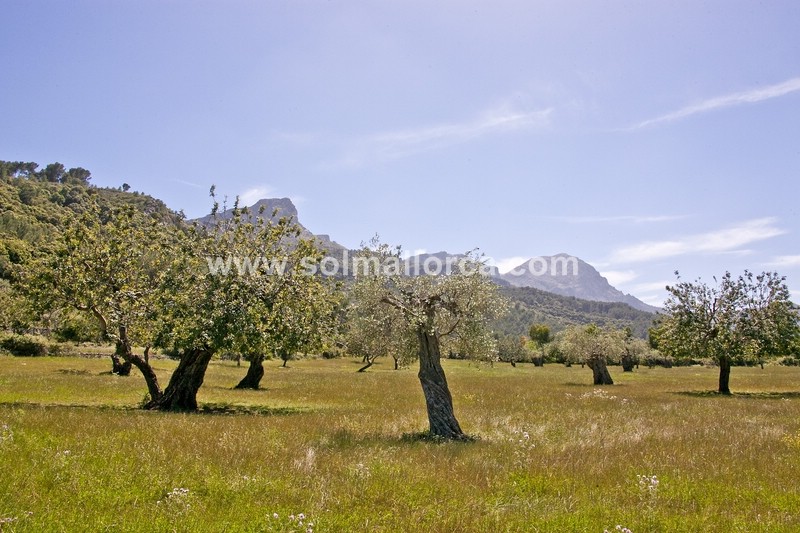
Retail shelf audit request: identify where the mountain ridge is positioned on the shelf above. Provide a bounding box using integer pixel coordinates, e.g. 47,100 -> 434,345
498,254 -> 659,313
0,172 -> 659,341
192,197 -> 347,253
194,197 -> 657,311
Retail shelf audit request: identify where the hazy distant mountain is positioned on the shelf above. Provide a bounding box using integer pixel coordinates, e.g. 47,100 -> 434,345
404,251 -> 501,277
194,199 -> 657,312
499,253 -> 659,313
193,197 -> 347,253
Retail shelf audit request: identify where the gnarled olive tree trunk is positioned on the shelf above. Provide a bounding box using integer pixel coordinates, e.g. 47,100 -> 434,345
116,326 -> 162,402
147,348 -> 212,411
587,355 -> 614,385
621,352 -> 637,372
718,356 -> 731,395
235,354 -> 265,389
110,353 -> 132,376
357,353 -> 378,372
416,327 -> 467,440
129,354 -> 162,403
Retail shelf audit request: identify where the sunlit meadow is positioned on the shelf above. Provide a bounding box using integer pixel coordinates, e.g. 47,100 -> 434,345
1,354 -> 799,532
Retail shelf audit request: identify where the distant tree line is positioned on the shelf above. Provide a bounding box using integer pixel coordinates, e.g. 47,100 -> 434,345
1,161 -> 92,185
495,286 -> 654,339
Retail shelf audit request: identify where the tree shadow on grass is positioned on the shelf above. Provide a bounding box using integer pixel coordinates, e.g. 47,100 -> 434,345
562,381 -> 630,387
315,428 -> 480,450
197,402 -> 308,416
56,368 -> 92,376
400,430 -> 478,443
675,390 -> 800,399
0,400 -> 309,416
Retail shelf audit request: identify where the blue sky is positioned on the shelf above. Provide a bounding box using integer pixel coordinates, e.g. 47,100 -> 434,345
2,0 -> 799,306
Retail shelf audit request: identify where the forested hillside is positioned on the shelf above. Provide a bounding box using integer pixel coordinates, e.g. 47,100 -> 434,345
494,285 -> 656,338
0,160 -> 181,280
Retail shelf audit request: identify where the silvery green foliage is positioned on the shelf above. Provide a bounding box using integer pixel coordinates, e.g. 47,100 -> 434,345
25,202 -> 173,351
657,270 -> 798,363
156,193 -> 339,359
556,324 -> 625,366
348,236 -> 507,363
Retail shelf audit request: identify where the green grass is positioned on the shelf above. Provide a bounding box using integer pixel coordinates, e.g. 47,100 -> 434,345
1,355 -> 800,532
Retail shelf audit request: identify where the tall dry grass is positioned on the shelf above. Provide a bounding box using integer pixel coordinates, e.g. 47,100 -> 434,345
1,355 -> 799,531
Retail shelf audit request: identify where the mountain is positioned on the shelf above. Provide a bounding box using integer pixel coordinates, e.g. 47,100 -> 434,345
404,251 -> 501,277
0,169 -> 658,337
499,254 -> 659,313
193,197 -> 346,253
196,198 -> 657,312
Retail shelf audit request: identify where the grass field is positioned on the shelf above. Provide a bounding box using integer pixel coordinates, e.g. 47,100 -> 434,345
1,355 -> 799,532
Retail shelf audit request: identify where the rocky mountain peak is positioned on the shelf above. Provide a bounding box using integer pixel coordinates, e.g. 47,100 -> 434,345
499,254 -> 659,312
192,197 -> 345,252
248,197 -> 298,218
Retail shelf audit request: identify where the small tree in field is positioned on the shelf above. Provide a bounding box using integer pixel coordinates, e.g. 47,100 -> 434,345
656,271 -> 798,394
528,323 -> 551,366
558,324 -> 623,385
25,203 -> 168,401
620,327 -> 648,372
222,203 -> 339,388
265,266 -> 339,373
350,240 -> 506,440
497,335 -> 529,367
345,296 -> 415,372
232,237 -> 337,385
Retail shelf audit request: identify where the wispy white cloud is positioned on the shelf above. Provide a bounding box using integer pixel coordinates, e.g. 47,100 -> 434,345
171,178 -> 206,189
553,214 -> 689,224
610,217 -> 785,263
491,256 -> 530,274
600,270 -> 639,286
630,280 -> 673,293
238,185 -> 273,206
337,103 -> 552,167
766,255 -> 800,268
629,76 -> 800,130
638,293 -> 668,307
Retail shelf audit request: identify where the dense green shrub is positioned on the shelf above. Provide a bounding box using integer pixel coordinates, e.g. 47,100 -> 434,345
0,334 -> 48,356
641,351 -> 675,368
52,311 -> 102,343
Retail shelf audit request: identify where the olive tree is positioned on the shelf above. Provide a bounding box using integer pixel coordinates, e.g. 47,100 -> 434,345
528,323 -> 551,366
656,271 -> 798,394
149,195 -> 338,407
215,204 -> 340,388
20,189 -> 340,411
25,203 -> 168,401
345,297 -> 414,372
258,255 -> 340,374
350,241 -> 507,440
557,324 -> 624,385
496,335 -> 530,367
621,327 -> 649,372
